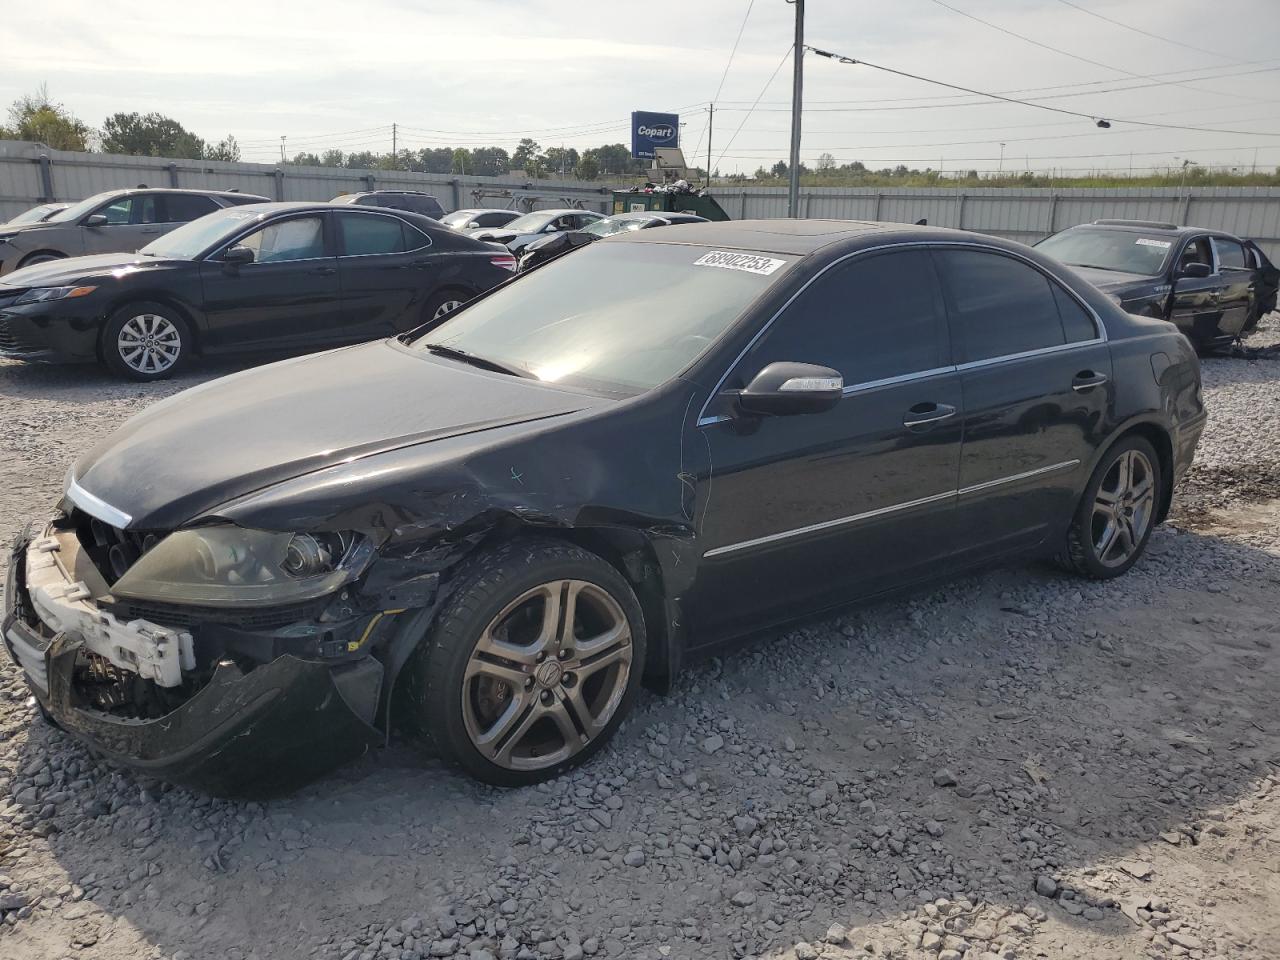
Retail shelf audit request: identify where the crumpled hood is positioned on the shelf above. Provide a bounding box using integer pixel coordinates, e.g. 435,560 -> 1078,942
70,339 -> 602,530
0,252 -> 178,289
470,229 -> 526,244
1067,266 -> 1154,293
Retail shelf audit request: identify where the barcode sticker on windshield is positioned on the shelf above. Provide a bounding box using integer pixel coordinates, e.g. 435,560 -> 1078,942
694,251 -> 787,275
1135,238 -> 1172,248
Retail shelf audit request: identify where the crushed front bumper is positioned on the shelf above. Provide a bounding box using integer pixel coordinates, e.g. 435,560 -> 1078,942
2,525 -> 383,798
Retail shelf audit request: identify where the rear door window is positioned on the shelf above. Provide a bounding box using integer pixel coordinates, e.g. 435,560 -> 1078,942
933,249 -> 1067,363
134,194 -> 163,224
1213,237 -> 1248,269
338,212 -> 408,255
741,249 -> 949,385
164,193 -> 219,224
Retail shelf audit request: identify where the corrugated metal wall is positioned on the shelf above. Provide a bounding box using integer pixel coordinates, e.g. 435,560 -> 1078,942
4,140 -> 1280,256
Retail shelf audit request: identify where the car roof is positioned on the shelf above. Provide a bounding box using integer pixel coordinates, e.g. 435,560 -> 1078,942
102,187 -> 266,200
615,218 -> 899,255
1071,220 -> 1239,239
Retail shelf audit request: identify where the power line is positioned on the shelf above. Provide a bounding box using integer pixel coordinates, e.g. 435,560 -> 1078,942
692,0 -> 756,163
924,0 -> 1267,104
715,45 -> 794,171
719,142 -> 1280,164
1051,0 -> 1244,63
807,46 -> 1280,137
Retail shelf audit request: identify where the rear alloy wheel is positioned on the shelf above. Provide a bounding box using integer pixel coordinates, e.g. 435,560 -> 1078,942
1063,436 -> 1161,579
416,539 -> 645,786
102,302 -> 190,381
20,252 -> 66,268
421,289 -> 469,327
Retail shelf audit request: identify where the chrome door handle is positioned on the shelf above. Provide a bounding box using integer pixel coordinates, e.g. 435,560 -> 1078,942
1072,371 -> 1109,392
903,402 -> 957,430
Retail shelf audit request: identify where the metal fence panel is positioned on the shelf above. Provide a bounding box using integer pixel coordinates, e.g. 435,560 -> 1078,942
3,141 -> 1280,258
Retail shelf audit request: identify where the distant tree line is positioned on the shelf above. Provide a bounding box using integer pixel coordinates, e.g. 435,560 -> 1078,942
286,138 -> 669,182
0,86 -> 239,161
5,87 -> 1276,189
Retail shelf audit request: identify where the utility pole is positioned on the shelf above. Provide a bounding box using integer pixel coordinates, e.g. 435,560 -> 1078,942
706,103 -> 714,187
392,122 -> 397,156
998,142 -> 1006,174
787,0 -> 804,218
279,135 -> 286,162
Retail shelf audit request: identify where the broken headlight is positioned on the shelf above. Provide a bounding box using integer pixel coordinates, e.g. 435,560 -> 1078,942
111,526 -> 373,607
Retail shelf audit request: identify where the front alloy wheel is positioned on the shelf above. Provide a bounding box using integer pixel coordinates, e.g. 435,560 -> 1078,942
462,579 -> 633,771
415,539 -> 646,786
102,301 -> 190,381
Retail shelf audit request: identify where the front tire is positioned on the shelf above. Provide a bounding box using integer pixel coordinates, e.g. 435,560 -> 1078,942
1062,436 -> 1162,579
415,538 -> 646,786
101,301 -> 190,381
19,251 -> 66,268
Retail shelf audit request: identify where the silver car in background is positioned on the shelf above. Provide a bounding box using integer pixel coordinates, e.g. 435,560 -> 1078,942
0,188 -> 268,275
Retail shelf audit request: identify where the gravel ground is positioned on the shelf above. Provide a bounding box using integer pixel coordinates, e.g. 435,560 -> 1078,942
2,324 -> 1280,960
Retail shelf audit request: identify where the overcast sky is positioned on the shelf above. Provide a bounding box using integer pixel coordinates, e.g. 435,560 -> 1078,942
3,0 -> 1279,175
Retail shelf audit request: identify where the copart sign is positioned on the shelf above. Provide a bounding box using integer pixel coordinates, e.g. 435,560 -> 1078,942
631,111 -> 679,160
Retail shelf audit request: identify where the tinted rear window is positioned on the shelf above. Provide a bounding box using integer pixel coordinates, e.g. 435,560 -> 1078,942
934,250 -> 1066,362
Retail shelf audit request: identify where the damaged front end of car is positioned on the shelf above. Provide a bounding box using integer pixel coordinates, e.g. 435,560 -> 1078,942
0,502 -> 479,798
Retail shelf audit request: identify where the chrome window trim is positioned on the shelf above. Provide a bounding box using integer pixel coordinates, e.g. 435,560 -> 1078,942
842,364 -> 955,397
66,478 -> 133,529
701,459 -> 1080,558
955,338 -> 1105,372
334,209 -> 434,258
695,239 -> 1108,428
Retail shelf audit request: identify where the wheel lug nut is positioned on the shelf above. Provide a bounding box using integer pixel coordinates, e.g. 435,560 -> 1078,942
562,673 -> 576,687
540,690 -> 554,705
524,678 -> 535,690
559,649 -> 572,660
536,652 -> 546,662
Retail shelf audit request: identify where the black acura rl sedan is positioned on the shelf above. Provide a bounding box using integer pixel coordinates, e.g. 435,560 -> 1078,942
2,220 -> 1206,796
0,202 -> 516,380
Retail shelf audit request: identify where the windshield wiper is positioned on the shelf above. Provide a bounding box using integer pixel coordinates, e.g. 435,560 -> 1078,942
424,342 -> 532,379
1069,263 -> 1124,272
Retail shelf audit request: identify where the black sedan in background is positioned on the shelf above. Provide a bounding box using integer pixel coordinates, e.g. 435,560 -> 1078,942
1036,219 -> 1279,350
0,202 -> 517,380
517,211 -> 708,271
2,221 -> 1206,796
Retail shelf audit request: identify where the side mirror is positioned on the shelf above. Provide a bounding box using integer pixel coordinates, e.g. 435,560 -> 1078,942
1179,261 -> 1212,279
84,214 -> 108,227
734,362 -> 844,417
222,244 -> 255,265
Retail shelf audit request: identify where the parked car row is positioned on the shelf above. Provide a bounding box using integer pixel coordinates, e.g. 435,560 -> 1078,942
2,218 -> 1207,796
0,202 -> 515,379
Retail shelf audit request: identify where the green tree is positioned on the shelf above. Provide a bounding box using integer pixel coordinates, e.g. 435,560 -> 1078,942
575,156 -> 600,181
320,149 -> 346,167
416,147 -> 454,174
1,86 -> 90,150
512,138 -> 543,175
204,134 -> 240,162
101,111 -> 204,158
544,146 -> 579,177
291,151 -> 322,166
469,147 -> 510,177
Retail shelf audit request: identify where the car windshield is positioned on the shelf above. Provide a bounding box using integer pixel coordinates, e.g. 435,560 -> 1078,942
139,207 -> 265,259
6,203 -> 63,225
440,211 -> 473,227
45,192 -> 119,223
501,212 -> 558,233
581,217 -> 654,237
1036,227 -> 1174,276
413,242 -> 793,395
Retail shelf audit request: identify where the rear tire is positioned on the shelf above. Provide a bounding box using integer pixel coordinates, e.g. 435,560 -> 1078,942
413,538 -> 646,787
420,288 -> 470,327
1061,436 -> 1162,579
101,301 -> 191,381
